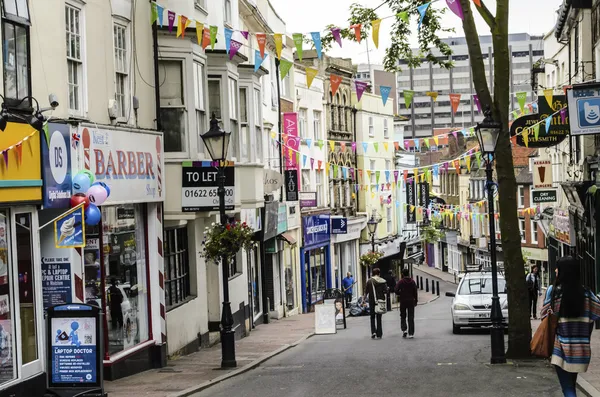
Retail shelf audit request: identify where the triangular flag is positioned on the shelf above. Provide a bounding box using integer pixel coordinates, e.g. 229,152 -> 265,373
209,26 -> 218,50
385,170 -> 390,183
366,170 -> 372,181
43,124 -> 50,146
350,24 -> 362,43
383,142 -> 389,152
413,168 -> 419,180
318,160 -> 323,169
449,93 -> 461,114
329,140 -> 335,152
523,127 -> 529,147
331,27 -> 342,47
381,86 -> 391,106
2,151 -> 7,168
473,0 -> 482,6
317,140 -> 324,150
151,2 -> 159,24
534,123 -> 540,140
311,32 -> 322,59
330,74 -> 342,96
473,94 -> 481,113
274,33 -> 283,59
466,156 -> 471,172
306,138 -> 312,149
195,22 -> 204,45
355,80 -> 368,102
229,40 -> 242,60
544,89 -> 553,107
302,155 -> 307,167
224,28 -> 233,53
156,4 -> 164,27
362,142 -> 369,153
280,59 -> 293,79
404,90 -> 414,108
310,158 -> 315,170
167,10 -> 176,33
446,0 -> 464,20
371,19 -> 382,48
293,33 -> 304,61
417,2 -> 431,29
426,91 -> 438,101
352,142 -> 357,152
394,141 -> 400,151
423,138 -> 430,148
545,116 -> 552,133
398,11 -> 409,23
306,68 -> 318,89
15,143 -> 22,166
516,92 -> 527,113
376,171 -> 381,184
394,170 -> 399,183
414,139 -> 420,151
403,170 -> 408,182
340,142 -> 346,152
433,165 -> 439,177
256,33 -> 267,58
433,136 -> 439,146
240,31 -> 249,40
202,27 -> 211,49
560,107 -> 567,123
373,142 -> 379,152
254,50 -> 267,72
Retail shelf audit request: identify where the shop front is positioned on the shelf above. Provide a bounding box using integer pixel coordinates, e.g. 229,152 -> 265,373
283,202 -> 301,317
331,216 -> 365,302
522,248 -> 550,288
0,122 -> 45,396
241,208 -> 263,326
301,213 -> 331,313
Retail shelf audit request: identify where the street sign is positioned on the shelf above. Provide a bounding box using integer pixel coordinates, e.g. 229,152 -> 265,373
181,162 -> 235,212
331,217 -> 348,234
299,191 -> 317,208
284,170 -> 299,201
532,189 -> 557,203
567,82 -> 600,136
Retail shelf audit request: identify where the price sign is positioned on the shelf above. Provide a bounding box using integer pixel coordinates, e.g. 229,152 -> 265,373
181,162 -> 235,212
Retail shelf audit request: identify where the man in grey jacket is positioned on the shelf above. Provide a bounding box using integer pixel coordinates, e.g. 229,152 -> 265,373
364,268 -> 389,339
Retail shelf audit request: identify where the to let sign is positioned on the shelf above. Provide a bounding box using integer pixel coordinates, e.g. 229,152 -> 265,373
181,162 -> 235,212
532,190 -> 557,203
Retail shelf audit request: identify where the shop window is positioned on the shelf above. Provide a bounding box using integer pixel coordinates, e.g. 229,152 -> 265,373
250,248 -> 261,316
2,0 -> 31,107
307,247 -> 326,304
0,211 -> 15,385
229,250 -> 242,278
284,247 -> 296,310
531,220 -> 538,245
159,60 -> 186,153
164,227 -> 191,309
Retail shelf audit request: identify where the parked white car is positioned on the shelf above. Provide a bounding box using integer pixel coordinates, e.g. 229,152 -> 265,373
447,272 -> 509,334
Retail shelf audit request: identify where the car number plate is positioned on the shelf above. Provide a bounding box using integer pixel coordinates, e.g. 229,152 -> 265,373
477,313 -> 490,318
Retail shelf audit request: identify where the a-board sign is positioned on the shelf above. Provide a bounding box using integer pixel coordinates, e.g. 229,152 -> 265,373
314,301 -> 336,334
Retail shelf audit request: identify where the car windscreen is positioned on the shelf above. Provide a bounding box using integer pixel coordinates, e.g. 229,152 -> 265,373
458,278 -> 507,295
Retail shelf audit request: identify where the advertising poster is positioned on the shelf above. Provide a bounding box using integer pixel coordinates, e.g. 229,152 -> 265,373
42,123 -> 72,209
283,113 -> 299,170
41,258 -> 72,309
54,206 -> 85,248
51,316 -> 97,384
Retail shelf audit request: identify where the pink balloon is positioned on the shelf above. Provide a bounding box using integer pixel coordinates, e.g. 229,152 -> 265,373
87,184 -> 108,206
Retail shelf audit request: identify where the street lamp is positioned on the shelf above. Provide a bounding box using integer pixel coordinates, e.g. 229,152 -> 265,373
367,212 -> 381,254
475,108 -> 506,365
201,113 -> 236,368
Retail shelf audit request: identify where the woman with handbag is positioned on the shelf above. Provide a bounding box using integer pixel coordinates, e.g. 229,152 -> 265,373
540,256 -> 600,396
364,268 -> 389,339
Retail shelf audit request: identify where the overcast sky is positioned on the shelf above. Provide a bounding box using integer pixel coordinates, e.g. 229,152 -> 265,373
269,0 -> 563,65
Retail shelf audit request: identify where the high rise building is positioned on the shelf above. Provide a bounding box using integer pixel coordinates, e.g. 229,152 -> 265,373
397,33 -> 544,138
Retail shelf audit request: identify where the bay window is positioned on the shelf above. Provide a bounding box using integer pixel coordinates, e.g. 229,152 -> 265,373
254,88 -> 263,162
193,61 -> 206,156
228,77 -> 239,159
239,87 -> 249,162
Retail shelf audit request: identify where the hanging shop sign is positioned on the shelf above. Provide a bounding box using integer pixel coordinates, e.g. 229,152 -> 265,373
285,170 -> 299,201
42,123 -> 73,209
331,217 -> 348,234
532,190 -> 557,203
406,179 -> 416,224
54,206 -> 85,249
567,82 -> 600,136
79,126 -> 164,204
300,191 -> 318,208
283,113 -> 299,170
41,257 -> 72,309
533,160 -> 553,189
550,209 -> 573,245
277,203 -> 288,234
264,169 -> 283,194
303,214 -> 330,247
263,201 -> 279,241
181,161 -> 235,212
510,95 -> 569,147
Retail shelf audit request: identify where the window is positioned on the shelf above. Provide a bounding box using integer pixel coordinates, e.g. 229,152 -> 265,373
517,185 -> 525,208
66,4 -> 84,114
370,160 -> 376,184
164,227 -> 191,308
239,87 -> 249,162
519,219 -> 526,243
254,88 -> 262,162
224,0 -> 232,25
531,221 -> 538,244
387,207 -> 393,233
113,23 -> 129,118
208,78 -> 222,119
574,23 -> 579,75
281,74 -> 291,98
384,118 -> 389,138
316,170 -> 324,206
369,116 -> 374,137
385,160 -> 391,170
193,62 -> 206,156
195,0 -> 206,8
301,170 -> 311,191
229,77 -> 239,159
2,0 -> 30,105
159,60 -> 186,153
270,59 -> 277,107
309,111 -> 320,142
229,250 -> 242,278
299,108 -> 307,138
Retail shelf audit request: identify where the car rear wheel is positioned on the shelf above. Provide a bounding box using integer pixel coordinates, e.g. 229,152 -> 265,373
452,322 -> 461,334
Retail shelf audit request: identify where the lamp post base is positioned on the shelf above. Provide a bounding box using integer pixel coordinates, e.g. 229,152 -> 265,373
490,325 -> 506,364
220,329 -> 237,368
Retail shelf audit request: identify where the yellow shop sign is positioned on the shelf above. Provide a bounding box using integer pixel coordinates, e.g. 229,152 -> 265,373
0,122 -> 42,203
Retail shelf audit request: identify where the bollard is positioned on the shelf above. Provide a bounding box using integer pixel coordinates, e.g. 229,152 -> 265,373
436,281 -> 440,296
416,276 -> 420,289
431,280 -> 435,295
420,276 -> 424,291
426,278 -> 429,293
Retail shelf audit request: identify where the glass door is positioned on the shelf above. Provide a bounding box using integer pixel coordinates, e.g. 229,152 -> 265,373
11,208 -> 43,379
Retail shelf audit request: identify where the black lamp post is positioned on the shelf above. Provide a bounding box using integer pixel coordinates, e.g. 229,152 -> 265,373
475,108 -> 506,365
201,114 -> 236,368
367,212 -> 381,254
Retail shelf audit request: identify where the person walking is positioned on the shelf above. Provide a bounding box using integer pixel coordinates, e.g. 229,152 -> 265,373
527,265 -> 542,319
395,268 -> 418,338
364,268 -> 388,339
384,269 -> 397,311
541,256 -> 600,397
342,272 -> 354,307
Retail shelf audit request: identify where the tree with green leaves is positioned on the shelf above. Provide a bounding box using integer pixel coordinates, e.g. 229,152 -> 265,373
320,0 -> 530,358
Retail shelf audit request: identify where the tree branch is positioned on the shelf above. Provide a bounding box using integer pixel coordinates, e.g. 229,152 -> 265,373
474,1 -> 496,30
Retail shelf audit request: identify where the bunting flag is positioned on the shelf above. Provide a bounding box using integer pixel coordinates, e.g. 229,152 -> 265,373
449,93 -> 461,114
417,2 -> 431,29
254,50 -> 267,72
318,160 -> 322,169
433,136 -> 439,146
376,171 -> 381,184
380,86 -> 391,106
202,27 -> 211,49
279,59 -> 293,79
473,0 -> 482,6
240,31 -> 249,40
473,94 -> 482,113
195,22 -> 204,45
362,142 -> 369,153
446,0 -> 464,19
394,170 -> 399,183
355,80 -> 368,102
331,27 -> 342,47
229,40 -> 242,60
465,155 -> 471,172
560,107 -> 567,123
423,138 -> 430,148
403,170 -> 408,182
14,143 -> 22,166
311,32 -> 322,59
404,90 -> 415,109
151,3 -> 159,24
516,92 -> 527,113
167,10 -> 176,32
317,140 -> 324,150
302,155 -> 307,167
426,91 -> 438,101
274,33 -> 283,59
398,11 -> 409,23
329,140 -> 335,152
330,74 -> 343,96
371,19 -> 382,48
433,164 -> 439,177
256,33 -> 267,58
383,142 -> 389,152
305,68 -> 318,88
293,33 -> 304,61
394,141 -> 400,151
523,127 -> 529,147
310,158 -> 315,169
414,139 -> 420,151
209,26 -> 218,49
453,159 -> 460,174
475,152 -> 482,168
373,142 -> 379,152
340,142 -> 346,152
533,123 -> 540,140
350,24 -> 362,43
545,116 -> 552,133
543,89 -> 553,107
352,142 -> 357,152
224,27 -> 233,53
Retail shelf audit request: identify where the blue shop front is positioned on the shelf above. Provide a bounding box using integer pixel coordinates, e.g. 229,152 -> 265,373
300,214 -> 331,313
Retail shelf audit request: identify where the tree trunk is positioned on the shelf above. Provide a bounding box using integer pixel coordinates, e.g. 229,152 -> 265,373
492,0 -> 532,358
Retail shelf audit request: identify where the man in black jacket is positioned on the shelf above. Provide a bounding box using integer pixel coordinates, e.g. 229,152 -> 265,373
395,268 -> 418,338
364,268 -> 389,339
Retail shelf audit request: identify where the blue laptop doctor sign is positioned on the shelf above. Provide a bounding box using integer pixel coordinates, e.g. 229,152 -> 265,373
567,83 -> 600,136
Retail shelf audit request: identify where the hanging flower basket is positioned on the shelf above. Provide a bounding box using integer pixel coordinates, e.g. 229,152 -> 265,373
201,221 -> 255,264
360,251 -> 384,268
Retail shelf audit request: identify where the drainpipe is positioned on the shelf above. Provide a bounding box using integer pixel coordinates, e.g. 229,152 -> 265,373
152,9 -> 162,131
353,107 -> 359,212
276,59 -> 283,202
568,38 -> 573,165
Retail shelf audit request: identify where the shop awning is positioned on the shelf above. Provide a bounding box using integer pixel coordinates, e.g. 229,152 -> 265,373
279,232 -> 297,245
